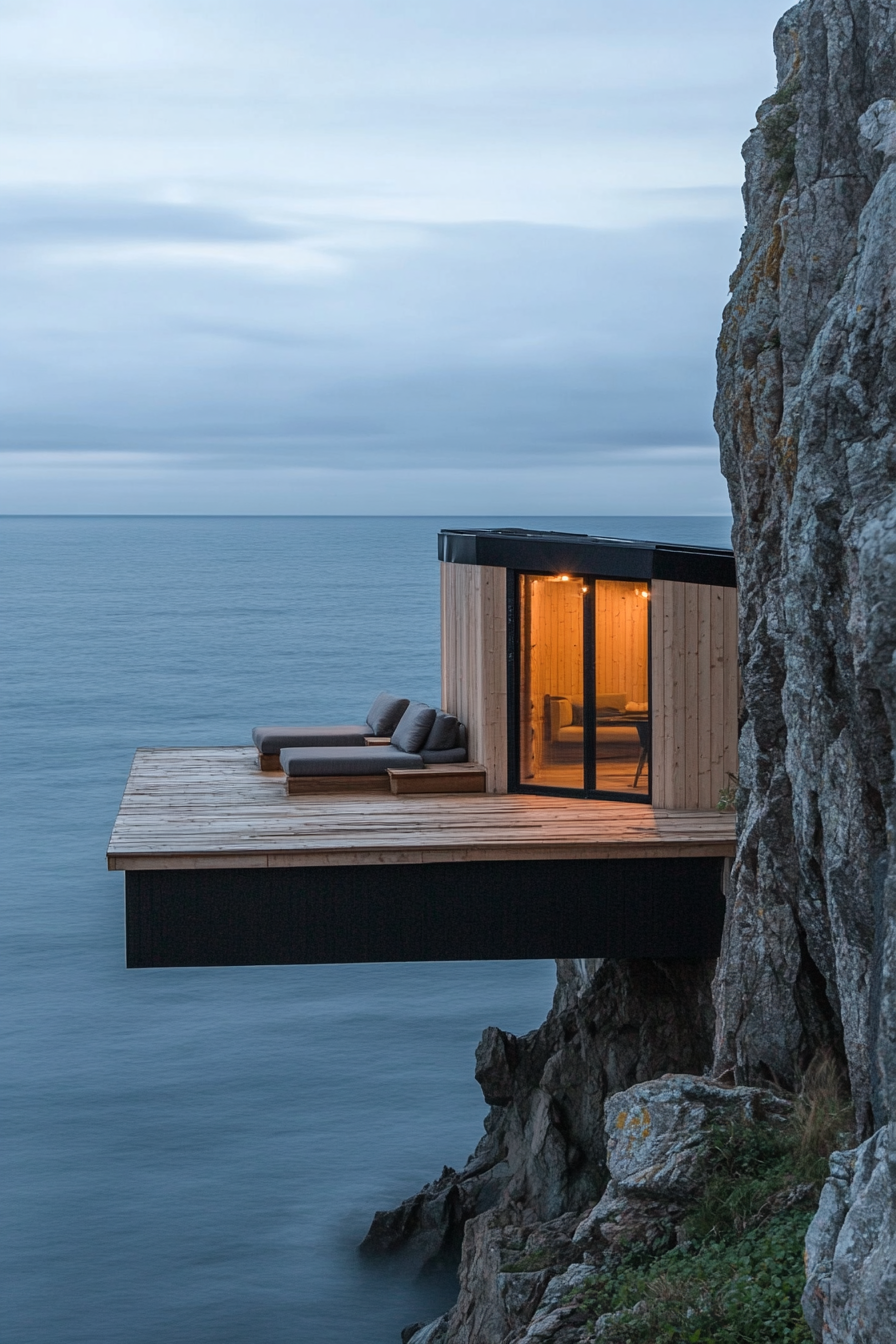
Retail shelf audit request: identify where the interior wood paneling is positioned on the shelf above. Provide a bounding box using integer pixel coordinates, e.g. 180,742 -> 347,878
594,580 -> 649,700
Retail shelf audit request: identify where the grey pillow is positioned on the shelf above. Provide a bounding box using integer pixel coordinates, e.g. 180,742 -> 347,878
366,692 -> 410,736
423,711 -> 458,752
391,701 -> 437,754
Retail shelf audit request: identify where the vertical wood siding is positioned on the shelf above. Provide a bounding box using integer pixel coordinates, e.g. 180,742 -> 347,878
440,562 -> 508,793
651,581 -> 739,809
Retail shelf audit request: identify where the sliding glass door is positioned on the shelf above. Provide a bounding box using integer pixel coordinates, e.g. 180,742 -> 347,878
593,580 -> 650,797
517,573 -> 586,790
516,573 -> 650,800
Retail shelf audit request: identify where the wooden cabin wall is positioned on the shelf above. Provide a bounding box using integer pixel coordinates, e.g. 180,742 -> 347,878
440,562 -> 508,793
594,580 -> 649,701
650,581 -> 739,810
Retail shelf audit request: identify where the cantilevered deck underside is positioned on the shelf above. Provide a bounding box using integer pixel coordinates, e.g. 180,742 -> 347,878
108,748 -> 735,967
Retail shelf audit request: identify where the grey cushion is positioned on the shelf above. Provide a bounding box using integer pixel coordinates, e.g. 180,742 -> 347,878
390,701 -> 437,754
423,711 -> 458,752
366,692 -> 410,736
280,746 -> 423,776
420,747 -> 468,764
253,724 -> 369,754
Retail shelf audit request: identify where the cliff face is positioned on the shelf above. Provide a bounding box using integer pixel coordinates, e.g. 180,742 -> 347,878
715,1 -> 896,1333
713,0 -> 896,1138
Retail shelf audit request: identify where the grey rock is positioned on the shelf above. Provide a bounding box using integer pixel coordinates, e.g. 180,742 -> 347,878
529,1261 -> 594,1320
476,1027 -> 520,1107
594,1075 -> 790,1246
516,1307 -> 589,1344
603,1075 -> 789,1199
405,1317 -> 450,1344
431,1207 -> 575,1344
803,1127 -> 896,1342
364,958 -> 716,1272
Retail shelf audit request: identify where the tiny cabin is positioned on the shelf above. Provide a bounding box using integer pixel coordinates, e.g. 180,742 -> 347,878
439,528 -> 738,808
108,528 -> 739,967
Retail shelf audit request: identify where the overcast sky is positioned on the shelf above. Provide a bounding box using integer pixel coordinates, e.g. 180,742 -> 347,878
0,0 -> 789,514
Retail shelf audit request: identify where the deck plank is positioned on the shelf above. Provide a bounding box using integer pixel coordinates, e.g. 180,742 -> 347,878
107,747 -> 736,871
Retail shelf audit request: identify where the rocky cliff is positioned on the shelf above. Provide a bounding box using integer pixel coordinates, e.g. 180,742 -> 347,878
369,3 -> 896,1339
362,958 -> 716,1269
715,1 -> 896,1335
714,0 -> 895,1140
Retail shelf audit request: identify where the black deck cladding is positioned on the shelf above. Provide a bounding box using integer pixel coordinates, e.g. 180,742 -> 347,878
125,857 -> 727,967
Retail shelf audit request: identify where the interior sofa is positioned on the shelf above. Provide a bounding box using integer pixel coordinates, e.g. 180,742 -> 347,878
279,701 -> 468,793
252,691 -> 410,770
545,694 -> 647,759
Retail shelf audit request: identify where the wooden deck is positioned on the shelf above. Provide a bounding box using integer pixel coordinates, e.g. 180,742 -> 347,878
107,747 -> 736,872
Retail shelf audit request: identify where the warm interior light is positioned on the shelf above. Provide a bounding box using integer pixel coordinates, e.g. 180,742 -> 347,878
560,574 -> 570,582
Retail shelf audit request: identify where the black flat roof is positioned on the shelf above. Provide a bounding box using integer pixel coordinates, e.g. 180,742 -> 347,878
438,527 -> 736,588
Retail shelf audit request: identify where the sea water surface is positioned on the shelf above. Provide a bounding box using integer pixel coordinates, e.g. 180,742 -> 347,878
1,516 -> 731,1344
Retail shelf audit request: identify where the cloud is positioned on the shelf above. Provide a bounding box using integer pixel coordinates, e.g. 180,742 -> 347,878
0,213 -> 736,483
0,0 -> 789,511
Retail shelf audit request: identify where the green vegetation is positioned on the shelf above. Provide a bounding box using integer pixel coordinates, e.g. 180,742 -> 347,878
579,1212 -> 812,1343
761,78 -> 802,191
576,1055 -> 853,1343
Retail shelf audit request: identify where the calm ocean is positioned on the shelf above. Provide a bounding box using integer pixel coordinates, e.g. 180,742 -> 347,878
1,515 -> 731,1344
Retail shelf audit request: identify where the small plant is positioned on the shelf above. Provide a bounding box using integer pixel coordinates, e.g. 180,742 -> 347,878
760,76 -> 802,191
717,774 -> 739,811
790,1050 -> 855,1180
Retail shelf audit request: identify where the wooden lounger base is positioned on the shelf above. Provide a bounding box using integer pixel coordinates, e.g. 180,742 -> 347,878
285,774 -> 391,795
284,765 -> 488,796
388,766 -> 487,795
258,753 -> 283,772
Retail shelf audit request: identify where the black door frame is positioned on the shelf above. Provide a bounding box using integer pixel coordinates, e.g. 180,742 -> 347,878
507,568 -> 652,804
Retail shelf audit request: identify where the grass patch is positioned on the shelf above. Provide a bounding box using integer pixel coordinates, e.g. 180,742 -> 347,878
574,1055 -> 852,1342
580,1211 -> 813,1342
760,76 -> 802,191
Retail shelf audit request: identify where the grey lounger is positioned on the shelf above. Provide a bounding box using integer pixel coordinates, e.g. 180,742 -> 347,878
280,745 -> 423,794
252,692 -> 410,770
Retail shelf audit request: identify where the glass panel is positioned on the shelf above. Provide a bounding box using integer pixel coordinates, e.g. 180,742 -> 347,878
594,579 -> 650,796
518,573 -> 585,790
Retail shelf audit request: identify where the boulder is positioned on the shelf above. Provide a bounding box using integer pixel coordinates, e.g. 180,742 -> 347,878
585,1075 -> 790,1246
